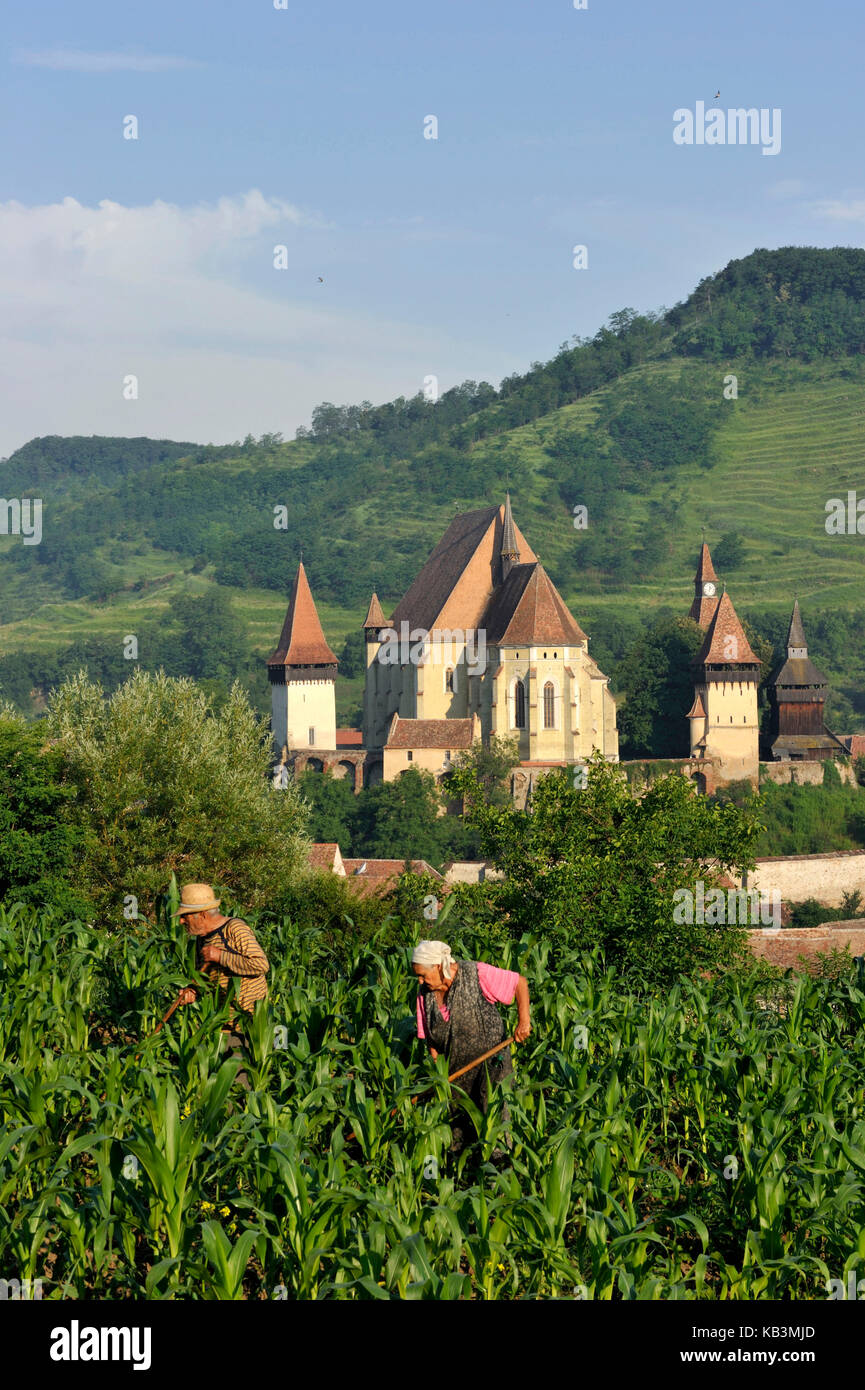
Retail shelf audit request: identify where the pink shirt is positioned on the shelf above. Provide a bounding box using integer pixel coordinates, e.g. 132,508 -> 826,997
416,961 -> 520,1040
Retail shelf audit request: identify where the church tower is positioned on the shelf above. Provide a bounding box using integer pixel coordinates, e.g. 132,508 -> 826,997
765,600 -> 846,761
266,562 -> 337,755
688,590 -> 761,786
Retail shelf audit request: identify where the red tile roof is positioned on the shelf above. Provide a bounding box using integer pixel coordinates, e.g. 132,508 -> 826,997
309,843 -> 341,871
688,543 -> 721,627
363,592 -> 386,628
696,591 -> 760,666
482,563 -> 587,645
267,562 -> 338,667
336,728 -> 364,746
385,717 -> 475,749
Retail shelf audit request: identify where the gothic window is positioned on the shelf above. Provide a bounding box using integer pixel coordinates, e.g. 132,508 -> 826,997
513,678 -> 526,729
543,681 -> 555,729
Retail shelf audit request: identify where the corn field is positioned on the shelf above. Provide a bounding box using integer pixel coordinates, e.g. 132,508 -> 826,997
1,898 -> 865,1300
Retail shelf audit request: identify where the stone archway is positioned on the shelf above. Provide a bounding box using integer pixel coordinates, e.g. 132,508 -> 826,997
364,761 -> 383,788
333,760 -> 355,781
306,757 -> 324,774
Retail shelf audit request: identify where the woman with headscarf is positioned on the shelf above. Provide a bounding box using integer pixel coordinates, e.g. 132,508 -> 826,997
411,940 -> 531,1153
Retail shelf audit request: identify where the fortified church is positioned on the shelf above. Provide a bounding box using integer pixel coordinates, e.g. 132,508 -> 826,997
267,502 -> 849,801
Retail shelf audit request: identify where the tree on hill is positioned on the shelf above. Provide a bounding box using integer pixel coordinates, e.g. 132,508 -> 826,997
47,670 -> 310,925
713,533 -> 746,570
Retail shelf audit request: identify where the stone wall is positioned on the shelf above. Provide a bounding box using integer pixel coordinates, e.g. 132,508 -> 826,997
747,920 -> 865,971
738,851 -> 865,908
760,760 -> 857,788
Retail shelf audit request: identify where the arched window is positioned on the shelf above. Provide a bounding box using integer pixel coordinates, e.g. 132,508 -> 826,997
445,667 -> 454,692
543,681 -> 555,729
513,678 -> 526,729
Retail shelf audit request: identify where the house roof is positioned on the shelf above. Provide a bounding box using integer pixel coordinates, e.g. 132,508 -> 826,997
386,716 -> 475,749
267,562 -> 338,667
336,728 -> 364,747
686,693 -> 706,719
308,843 -> 343,872
696,591 -> 760,666
341,858 -> 444,898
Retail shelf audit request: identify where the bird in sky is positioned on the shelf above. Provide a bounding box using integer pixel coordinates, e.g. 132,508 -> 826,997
317,276 -> 324,282
714,90 -> 721,99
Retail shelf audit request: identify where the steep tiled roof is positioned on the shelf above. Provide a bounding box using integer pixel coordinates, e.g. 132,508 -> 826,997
696,592 -> 760,666
694,542 -> 717,583
770,601 -> 828,688
686,693 -> 706,719
688,543 -> 721,627
363,592 -> 386,628
786,599 -> 806,649
308,843 -> 344,873
482,563 -> 587,645
386,716 -> 474,749
390,504 -> 536,633
268,562 -> 338,667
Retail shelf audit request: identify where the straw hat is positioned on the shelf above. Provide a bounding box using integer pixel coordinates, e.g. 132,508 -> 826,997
174,883 -> 221,916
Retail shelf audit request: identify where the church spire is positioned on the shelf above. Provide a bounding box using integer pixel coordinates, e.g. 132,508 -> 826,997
501,493 -> 520,583
786,599 -> 807,657
688,540 -> 720,628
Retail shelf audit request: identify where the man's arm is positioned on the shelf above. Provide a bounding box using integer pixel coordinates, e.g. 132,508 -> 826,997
216,921 -> 269,978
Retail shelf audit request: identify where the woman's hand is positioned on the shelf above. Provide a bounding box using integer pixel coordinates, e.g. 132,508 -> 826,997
514,1019 -> 531,1044
178,987 -> 197,1007
200,944 -> 222,965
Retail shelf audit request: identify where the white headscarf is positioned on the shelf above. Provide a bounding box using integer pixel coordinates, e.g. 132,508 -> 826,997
412,939 -> 455,980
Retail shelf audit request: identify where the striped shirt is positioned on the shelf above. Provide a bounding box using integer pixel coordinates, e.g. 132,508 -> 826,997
200,917 -> 269,1018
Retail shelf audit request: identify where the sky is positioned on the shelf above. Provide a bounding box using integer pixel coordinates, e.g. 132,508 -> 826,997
2,0 -> 864,458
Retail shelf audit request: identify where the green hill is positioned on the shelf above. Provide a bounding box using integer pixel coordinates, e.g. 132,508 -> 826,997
1,245 -> 864,730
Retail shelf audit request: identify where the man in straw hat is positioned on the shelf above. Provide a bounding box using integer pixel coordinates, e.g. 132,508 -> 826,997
174,883 -> 269,1089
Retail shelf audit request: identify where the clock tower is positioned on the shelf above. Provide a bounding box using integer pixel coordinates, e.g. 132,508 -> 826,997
688,541 -> 720,628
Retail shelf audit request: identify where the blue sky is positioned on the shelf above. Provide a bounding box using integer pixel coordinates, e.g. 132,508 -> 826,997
2,0 -> 863,456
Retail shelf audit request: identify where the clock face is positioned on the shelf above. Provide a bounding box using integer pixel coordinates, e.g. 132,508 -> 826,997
703,581 -> 716,597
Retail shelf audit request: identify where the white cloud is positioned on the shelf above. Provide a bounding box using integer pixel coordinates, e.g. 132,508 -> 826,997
811,198 -> 865,224
13,48 -> 203,72
766,179 -> 805,199
0,191 -> 475,458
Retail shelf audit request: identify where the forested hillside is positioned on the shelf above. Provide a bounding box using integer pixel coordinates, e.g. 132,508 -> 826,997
1,245 -> 864,742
